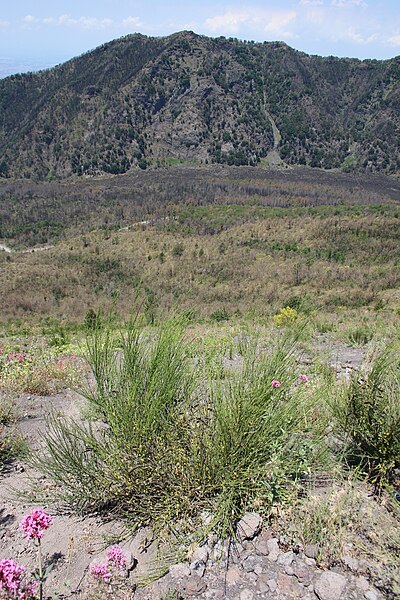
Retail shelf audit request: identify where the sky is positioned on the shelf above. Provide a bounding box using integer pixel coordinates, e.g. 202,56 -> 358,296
0,1 -> 399,77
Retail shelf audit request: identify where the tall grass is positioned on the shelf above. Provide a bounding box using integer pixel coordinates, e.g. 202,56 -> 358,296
330,347 -> 400,488
33,317 -> 327,534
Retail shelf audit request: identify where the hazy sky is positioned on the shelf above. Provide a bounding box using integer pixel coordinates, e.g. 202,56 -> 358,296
0,1 -> 399,76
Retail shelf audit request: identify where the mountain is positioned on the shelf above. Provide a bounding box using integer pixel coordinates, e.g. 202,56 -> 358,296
0,31 -> 399,179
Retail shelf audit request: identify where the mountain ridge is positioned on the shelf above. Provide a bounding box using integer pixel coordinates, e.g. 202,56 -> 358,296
0,30 -> 399,179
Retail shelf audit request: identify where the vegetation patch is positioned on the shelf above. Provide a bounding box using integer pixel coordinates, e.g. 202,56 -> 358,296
32,317 -> 327,537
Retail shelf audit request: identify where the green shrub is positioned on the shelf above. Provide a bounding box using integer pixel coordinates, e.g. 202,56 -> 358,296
210,308 -> 229,323
33,316 -> 203,523
0,397 -> 26,469
285,294 -> 314,315
33,317 -> 326,535
314,319 -> 336,334
172,242 -> 184,257
345,325 -> 374,346
330,348 -> 400,488
49,328 -> 70,350
202,331 -> 327,534
84,308 -> 102,331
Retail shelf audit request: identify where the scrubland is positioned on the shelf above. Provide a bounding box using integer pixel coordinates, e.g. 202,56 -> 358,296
0,166 -> 399,598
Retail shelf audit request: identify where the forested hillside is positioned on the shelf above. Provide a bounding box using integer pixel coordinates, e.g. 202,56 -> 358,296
0,31 -> 399,179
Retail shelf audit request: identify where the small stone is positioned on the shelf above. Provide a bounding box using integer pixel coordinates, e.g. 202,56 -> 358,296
192,545 -> 209,564
254,564 -> 263,576
169,563 -> 191,579
304,556 -> 316,567
242,556 -> 259,573
242,540 -> 253,551
285,565 -> 294,576
364,590 -> 379,600
258,528 -> 273,542
205,589 -> 225,599
277,551 -> 294,567
246,572 -> 258,583
207,534 -> 218,550
125,551 -> 137,572
292,558 -> 313,586
181,574 -> 207,596
236,513 -> 263,542
342,554 -> 359,572
201,511 -> 213,527
304,544 -> 320,559
257,580 -> 269,593
266,538 -> 280,562
277,573 -> 305,598
356,576 -> 370,592
255,539 -> 270,556
211,540 -> 229,562
226,566 -> 243,586
314,571 -> 347,600
267,579 -> 277,593
239,589 -> 255,600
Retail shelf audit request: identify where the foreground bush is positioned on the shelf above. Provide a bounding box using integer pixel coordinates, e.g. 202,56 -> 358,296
200,335 -> 326,534
33,317 -> 326,535
331,348 -> 400,488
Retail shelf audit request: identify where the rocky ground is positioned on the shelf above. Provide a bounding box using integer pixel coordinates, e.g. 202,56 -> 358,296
136,513 -> 383,600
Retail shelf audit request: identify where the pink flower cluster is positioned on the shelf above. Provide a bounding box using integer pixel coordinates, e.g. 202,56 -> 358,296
0,559 -> 36,599
271,380 -> 281,388
19,509 -> 53,540
298,374 -> 309,383
0,560 -> 24,593
7,352 -> 30,364
90,545 -> 128,584
90,562 -> 113,584
56,353 -> 78,371
107,545 -> 128,569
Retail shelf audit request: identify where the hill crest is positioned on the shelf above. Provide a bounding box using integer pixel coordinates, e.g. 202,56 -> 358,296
0,30 -> 399,179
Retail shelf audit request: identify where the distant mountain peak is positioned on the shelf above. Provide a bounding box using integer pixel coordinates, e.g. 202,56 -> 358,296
0,31 -> 399,179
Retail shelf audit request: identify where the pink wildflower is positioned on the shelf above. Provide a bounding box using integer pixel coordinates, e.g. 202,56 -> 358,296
298,374 -> 309,383
107,545 -> 128,570
19,509 -> 52,540
22,580 -> 38,599
7,352 -> 29,364
90,561 -> 112,583
271,380 -> 281,388
0,559 -> 25,593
